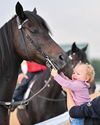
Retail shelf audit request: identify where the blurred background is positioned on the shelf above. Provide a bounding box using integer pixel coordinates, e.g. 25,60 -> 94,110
0,0 -> 100,81
1,1 -> 100,124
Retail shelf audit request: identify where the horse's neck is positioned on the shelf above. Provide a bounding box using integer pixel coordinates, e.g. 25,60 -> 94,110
0,21 -> 21,99
0,60 -> 21,100
0,17 -> 20,75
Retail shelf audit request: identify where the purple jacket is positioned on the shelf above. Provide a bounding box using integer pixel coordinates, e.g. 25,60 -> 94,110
54,73 -> 90,105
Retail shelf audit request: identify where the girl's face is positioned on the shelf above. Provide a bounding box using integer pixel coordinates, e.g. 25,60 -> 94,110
72,64 -> 89,81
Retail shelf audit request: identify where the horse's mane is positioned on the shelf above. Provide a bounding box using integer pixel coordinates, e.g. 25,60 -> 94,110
0,17 -> 16,72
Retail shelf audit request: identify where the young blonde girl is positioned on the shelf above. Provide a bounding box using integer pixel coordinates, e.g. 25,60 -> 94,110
51,63 -> 95,125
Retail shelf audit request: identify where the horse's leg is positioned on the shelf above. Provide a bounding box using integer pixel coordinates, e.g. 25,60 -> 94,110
0,106 -> 9,125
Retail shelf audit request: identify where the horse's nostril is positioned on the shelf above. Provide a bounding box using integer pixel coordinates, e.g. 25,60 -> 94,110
59,55 -> 64,60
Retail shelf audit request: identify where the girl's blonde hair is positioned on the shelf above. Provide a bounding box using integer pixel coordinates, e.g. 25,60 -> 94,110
76,62 -> 95,83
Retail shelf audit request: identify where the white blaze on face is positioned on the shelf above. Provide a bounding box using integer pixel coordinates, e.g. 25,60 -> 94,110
21,60 -> 28,74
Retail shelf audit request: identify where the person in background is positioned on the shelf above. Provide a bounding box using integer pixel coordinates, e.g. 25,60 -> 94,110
64,88 -> 100,125
13,61 -> 47,101
51,62 -> 95,125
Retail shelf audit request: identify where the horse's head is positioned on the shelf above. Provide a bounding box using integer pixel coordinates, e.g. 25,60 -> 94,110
13,2 -> 67,70
67,42 -> 89,67
66,42 -> 96,94
62,42 -> 89,78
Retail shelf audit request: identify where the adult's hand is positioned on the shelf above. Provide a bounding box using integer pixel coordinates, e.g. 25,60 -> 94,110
63,87 -> 75,111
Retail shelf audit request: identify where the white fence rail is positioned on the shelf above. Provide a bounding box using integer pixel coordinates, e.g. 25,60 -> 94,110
35,112 -> 69,125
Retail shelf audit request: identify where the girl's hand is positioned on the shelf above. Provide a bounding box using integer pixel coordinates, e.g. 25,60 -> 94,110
51,68 -> 58,77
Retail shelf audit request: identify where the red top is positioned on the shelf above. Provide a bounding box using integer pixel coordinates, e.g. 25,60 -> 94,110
27,61 -> 47,72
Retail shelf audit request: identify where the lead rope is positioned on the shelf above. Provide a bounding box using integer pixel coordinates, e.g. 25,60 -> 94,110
0,57 -> 57,111
17,56 -> 57,104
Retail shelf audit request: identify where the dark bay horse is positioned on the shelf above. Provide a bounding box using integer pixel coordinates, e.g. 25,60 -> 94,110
17,42 -> 94,125
0,2 -> 67,125
66,42 -> 89,77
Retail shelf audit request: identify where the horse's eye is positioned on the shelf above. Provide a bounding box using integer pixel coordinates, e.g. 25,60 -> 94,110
30,28 -> 38,34
59,55 -> 64,60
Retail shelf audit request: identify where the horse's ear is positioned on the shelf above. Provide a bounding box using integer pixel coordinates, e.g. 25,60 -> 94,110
33,8 -> 37,14
82,44 -> 88,52
71,42 -> 79,52
15,2 -> 26,21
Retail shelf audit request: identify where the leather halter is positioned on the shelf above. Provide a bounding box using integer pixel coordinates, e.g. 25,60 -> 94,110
16,16 -> 59,70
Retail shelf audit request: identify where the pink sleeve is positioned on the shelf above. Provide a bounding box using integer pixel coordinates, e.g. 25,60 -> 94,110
54,74 -> 82,91
60,72 -> 70,80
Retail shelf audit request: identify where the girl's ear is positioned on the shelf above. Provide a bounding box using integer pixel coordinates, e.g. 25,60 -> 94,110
86,75 -> 90,82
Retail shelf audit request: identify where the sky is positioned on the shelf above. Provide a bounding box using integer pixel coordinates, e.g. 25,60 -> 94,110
0,0 -> 100,59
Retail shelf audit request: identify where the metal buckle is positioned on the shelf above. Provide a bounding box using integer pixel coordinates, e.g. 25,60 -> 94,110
46,56 -> 57,70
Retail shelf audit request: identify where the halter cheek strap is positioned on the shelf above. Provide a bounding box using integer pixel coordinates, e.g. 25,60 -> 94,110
16,16 -> 33,61
16,16 -> 47,61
